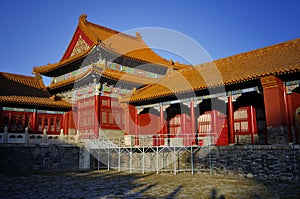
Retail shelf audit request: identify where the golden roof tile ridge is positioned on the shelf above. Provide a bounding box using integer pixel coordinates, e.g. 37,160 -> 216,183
212,37 -> 300,65
122,37 -> 300,103
0,95 -> 71,109
0,72 -> 46,90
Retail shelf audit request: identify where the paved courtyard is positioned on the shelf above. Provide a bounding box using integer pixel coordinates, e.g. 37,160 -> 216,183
0,170 -> 299,199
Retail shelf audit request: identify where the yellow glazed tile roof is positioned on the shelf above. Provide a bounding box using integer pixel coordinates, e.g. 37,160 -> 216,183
0,72 -> 71,109
122,38 -> 300,103
33,14 -> 188,75
0,95 -> 71,109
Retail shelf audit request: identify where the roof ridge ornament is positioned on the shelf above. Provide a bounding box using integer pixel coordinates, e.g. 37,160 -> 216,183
34,72 -> 42,81
49,94 -> 62,101
169,59 -> 174,65
136,32 -> 142,40
80,14 -> 87,23
167,60 -> 174,76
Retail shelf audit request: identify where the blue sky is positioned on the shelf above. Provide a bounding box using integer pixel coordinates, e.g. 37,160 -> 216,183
0,0 -> 299,84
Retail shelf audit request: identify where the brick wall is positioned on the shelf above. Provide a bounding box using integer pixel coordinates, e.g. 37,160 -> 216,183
0,144 -> 79,173
90,144 -> 300,180
192,145 -> 300,180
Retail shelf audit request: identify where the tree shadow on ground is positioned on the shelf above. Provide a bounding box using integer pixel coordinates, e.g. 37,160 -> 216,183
164,185 -> 183,199
0,170 -> 158,199
0,170 -> 298,198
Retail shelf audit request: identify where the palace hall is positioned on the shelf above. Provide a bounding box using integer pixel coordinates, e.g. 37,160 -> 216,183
1,14 -> 299,146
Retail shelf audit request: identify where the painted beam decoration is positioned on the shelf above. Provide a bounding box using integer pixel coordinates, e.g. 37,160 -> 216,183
101,83 -> 131,98
53,57 -> 161,84
285,80 -> 300,94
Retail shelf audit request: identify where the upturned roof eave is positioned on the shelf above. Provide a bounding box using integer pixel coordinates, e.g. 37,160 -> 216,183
0,95 -> 72,111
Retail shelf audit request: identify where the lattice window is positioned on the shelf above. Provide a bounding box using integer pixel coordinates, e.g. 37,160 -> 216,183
122,114 -> 125,125
108,113 -> 114,124
234,110 -> 247,119
56,118 -> 61,132
37,114 -> 63,134
101,112 -> 107,124
101,99 -> 109,106
11,113 -> 24,131
3,112 -> 10,129
50,118 -> 55,132
111,100 -> 119,107
38,117 -> 43,132
44,119 -> 49,132
25,114 -> 32,130
114,112 -> 120,125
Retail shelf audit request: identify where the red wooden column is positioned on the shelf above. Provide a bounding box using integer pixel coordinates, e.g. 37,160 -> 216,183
211,110 -> 217,145
0,107 -> 4,131
0,107 -> 2,131
75,100 -> 80,134
190,100 -> 196,145
94,94 -> 100,138
135,112 -> 139,146
122,104 -> 130,135
228,96 -> 235,144
160,105 -> 165,145
32,109 -> 38,133
63,112 -> 69,135
180,114 -> 187,145
250,106 -> 255,144
286,89 -> 300,144
283,84 -> 293,143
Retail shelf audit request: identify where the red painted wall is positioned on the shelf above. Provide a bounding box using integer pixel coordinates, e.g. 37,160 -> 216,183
137,113 -> 161,135
261,76 -> 287,127
65,110 -> 76,134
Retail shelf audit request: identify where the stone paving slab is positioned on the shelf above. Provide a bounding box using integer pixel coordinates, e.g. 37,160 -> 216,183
0,170 -> 299,198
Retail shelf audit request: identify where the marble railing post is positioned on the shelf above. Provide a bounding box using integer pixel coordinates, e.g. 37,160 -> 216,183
4,126 -> 8,143
42,128 -> 48,143
25,127 -> 29,144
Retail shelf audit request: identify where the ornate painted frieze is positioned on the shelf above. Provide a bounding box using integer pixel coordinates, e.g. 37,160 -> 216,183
70,35 -> 90,57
